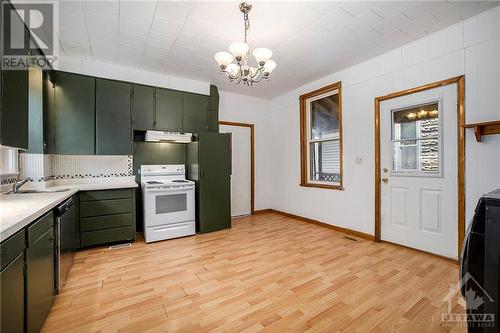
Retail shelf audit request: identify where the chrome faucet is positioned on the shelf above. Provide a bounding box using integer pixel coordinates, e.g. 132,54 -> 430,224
12,178 -> 30,193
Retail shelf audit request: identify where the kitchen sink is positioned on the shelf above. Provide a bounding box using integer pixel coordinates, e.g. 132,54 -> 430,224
5,188 -> 70,194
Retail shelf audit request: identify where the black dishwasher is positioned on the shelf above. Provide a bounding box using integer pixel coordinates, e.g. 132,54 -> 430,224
54,197 -> 76,294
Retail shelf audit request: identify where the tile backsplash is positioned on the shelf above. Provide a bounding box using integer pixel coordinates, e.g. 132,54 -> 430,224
19,153 -> 133,182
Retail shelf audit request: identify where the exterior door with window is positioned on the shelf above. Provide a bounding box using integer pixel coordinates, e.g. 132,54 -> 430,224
380,85 -> 457,259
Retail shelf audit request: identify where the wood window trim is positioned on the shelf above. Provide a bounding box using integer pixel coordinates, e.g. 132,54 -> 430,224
299,81 -> 344,190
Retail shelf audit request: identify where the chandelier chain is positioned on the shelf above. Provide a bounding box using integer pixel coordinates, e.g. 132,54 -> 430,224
243,11 -> 249,43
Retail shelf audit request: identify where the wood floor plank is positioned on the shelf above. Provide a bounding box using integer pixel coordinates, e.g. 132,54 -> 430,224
42,212 -> 465,332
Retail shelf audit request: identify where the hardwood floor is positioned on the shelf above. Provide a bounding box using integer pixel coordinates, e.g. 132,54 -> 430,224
42,212 -> 465,333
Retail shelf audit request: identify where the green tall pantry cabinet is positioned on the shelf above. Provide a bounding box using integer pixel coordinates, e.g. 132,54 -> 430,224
188,132 -> 231,233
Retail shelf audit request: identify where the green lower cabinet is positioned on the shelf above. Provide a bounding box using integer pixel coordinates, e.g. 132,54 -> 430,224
0,253 -> 25,333
79,189 -> 136,248
26,227 -> 55,333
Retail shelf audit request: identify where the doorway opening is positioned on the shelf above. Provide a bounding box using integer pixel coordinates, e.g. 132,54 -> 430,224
219,121 -> 255,217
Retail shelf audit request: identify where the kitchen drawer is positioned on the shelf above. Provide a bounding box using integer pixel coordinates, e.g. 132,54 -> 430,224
0,229 -> 25,271
80,198 -> 133,217
80,213 -> 134,232
80,226 -> 135,247
80,189 -> 133,202
27,211 -> 54,246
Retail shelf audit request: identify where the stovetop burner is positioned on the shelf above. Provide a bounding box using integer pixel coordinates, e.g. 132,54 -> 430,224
146,181 -> 163,184
172,180 -> 189,183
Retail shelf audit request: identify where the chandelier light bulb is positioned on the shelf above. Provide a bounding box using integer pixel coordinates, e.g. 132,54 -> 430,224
252,48 -> 273,66
226,64 -> 239,77
263,59 -> 276,74
228,42 -> 250,60
214,51 -> 234,68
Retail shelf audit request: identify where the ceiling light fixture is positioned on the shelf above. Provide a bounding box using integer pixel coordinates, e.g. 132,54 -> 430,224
214,2 -> 276,86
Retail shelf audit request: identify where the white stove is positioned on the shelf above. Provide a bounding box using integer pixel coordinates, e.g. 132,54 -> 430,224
141,165 -> 195,243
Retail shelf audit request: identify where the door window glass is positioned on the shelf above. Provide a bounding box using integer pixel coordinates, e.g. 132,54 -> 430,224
392,102 -> 440,174
155,193 -> 187,214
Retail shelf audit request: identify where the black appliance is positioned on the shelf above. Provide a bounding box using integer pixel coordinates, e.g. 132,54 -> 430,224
461,189 -> 500,332
54,197 -> 76,294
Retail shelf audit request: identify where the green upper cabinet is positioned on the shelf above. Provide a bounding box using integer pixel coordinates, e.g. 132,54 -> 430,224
182,92 -> 209,133
96,79 -> 132,155
1,69 -> 29,149
155,88 -> 182,131
54,72 -> 95,154
208,85 -> 220,132
132,84 -> 155,130
43,71 -> 56,154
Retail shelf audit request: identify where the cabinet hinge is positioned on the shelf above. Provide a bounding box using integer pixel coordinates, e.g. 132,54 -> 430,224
23,262 -> 27,277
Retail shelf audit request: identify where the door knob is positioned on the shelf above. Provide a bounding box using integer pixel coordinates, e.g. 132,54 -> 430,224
381,177 -> 389,183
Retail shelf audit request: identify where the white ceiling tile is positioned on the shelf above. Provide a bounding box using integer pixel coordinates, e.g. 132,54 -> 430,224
143,45 -> 171,59
370,1 -> 415,19
60,40 -> 92,60
344,9 -> 384,33
180,17 -> 215,39
339,2 -> 373,17
147,32 -> 175,50
316,7 -> 357,32
150,16 -> 183,37
119,16 -> 151,38
189,55 -> 211,67
163,54 -> 186,67
117,43 -> 143,67
168,45 -> 195,61
155,1 -> 192,23
140,54 -> 166,72
120,1 -> 157,23
372,13 -> 412,36
119,32 -> 148,49
307,1 -> 342,15
91,41 -> 118,63
174,32 -> 204,49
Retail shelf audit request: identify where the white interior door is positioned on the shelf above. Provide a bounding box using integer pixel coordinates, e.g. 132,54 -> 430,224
220,125 -> 252,217
380,84 -> 458,259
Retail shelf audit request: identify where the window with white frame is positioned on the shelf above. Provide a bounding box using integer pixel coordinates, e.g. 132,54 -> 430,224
391,102 -> 440,175
0,147 -> 19,176
300,82 -> 343,189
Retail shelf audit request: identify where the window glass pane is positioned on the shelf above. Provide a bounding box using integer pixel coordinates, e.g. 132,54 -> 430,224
310,93 -> 339,140
393,138 -> 439,173
393,102 -> 439,141
309,140 -> 341,183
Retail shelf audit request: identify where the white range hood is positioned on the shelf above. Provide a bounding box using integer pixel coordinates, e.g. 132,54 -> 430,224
145,131 -> 193,143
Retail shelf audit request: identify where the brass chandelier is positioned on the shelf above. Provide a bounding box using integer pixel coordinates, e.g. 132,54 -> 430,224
214,2 -> 276,86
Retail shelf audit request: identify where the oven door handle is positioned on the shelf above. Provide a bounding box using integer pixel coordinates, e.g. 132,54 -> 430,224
145,188 -> 194,194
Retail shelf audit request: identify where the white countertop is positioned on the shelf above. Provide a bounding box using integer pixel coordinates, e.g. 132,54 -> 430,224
0,178 -> 138,242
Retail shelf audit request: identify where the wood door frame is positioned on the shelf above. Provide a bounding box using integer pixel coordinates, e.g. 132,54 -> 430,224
219,121 -> 255,215
374,75 -> 465,258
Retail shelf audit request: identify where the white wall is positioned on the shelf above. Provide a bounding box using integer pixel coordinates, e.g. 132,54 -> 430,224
218,91 -> 272,211
268,6 -> 500,235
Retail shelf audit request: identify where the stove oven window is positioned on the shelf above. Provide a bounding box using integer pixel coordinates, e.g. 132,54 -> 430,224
155,193 -> 187,214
